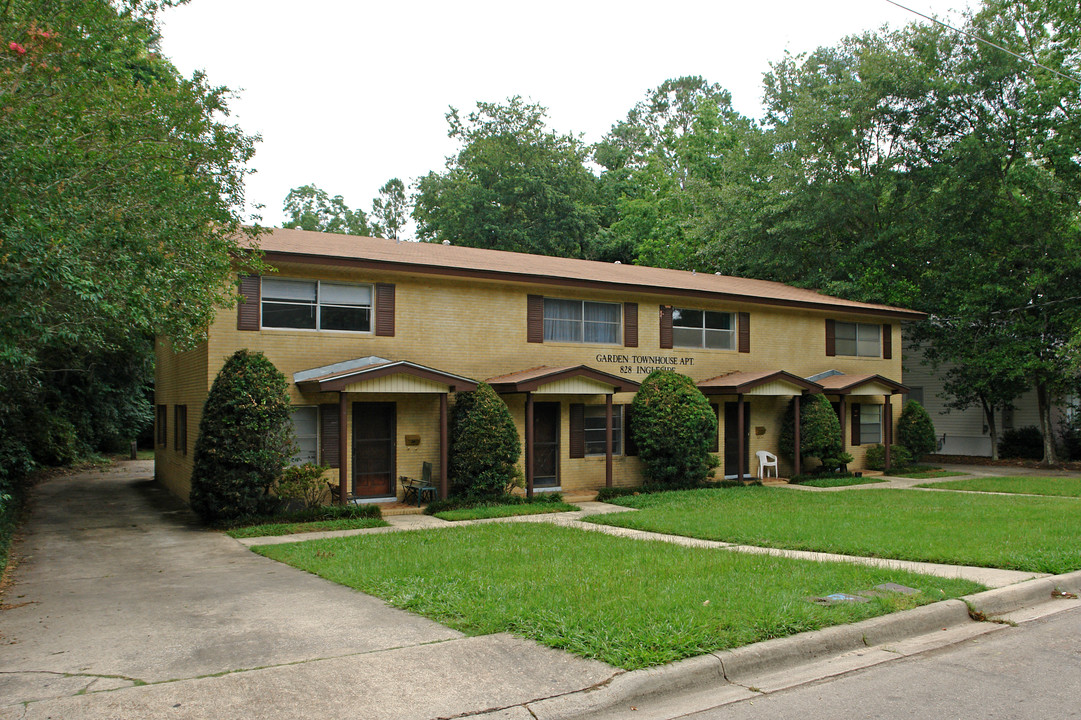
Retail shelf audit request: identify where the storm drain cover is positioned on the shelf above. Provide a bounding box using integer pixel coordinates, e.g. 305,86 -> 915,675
874,583 -> 919,595
809,593 -> 871,606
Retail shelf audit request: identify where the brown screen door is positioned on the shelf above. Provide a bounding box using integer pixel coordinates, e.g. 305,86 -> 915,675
724,402 -> 751,480
533,402 -> 560,488
352,402 -> 396,497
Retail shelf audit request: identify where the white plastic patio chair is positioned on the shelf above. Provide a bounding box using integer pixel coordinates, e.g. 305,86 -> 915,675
756,450 -> 778,479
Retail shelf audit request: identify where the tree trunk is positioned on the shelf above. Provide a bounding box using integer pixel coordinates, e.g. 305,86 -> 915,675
982,397 -> 999,461
1036,381 -> 1058,465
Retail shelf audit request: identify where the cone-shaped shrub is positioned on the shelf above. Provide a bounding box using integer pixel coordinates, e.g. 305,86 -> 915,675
448,382 -> 521,499
779,394 -> 849,470
189,350 -> 294,523
898,400 -> 936,459
630,370 -> 718,486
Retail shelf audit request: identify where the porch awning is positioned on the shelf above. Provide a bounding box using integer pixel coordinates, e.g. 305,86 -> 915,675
814,372 -> 907,396
486,365 -> 640,394
294,356 -> 478,393
697,370 -> 821,396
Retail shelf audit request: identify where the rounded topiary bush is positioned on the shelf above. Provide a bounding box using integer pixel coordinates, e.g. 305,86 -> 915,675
998,426 -> 1043,459
629,370 -> 718,486
448,382 -> 521,499
898,400 -> 936,459
865,444 -> 912,471
189,350 -> 295,523
779,394 -> 850,471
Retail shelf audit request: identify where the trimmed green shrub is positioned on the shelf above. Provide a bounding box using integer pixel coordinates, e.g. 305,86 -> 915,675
275,463 -> 330,511
189,350 -> 295,523
898,400 -> 936,459
998,426 -> 1044,459
629,370 -> 719,486
448,382 -> 521,499
1060,411 -> 1081,461
864,444 -> 913,471
779,394 -> 852,471
221,502 -> 381,530
423,491 -> 564,515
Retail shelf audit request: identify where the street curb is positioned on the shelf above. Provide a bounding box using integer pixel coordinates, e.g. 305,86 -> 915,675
519,573 -> 1081,719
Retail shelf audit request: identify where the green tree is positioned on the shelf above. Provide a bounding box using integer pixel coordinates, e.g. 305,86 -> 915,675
897,400 -> 937,459
414,97 -> 602,258
629,370 -> 718,486
447,383 -> 521,499
370,177 -> 408,241
189,350 -> 294,523
282,184 -> 369,235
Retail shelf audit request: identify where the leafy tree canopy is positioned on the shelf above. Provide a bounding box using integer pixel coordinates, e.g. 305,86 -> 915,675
282,184 -> 370,236
370,177 -> 408,241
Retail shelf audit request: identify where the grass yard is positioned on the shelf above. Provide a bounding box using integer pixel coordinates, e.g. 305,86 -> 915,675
590,486 -> 1081,574
890,469 -> 968,479
433,502 -> 579,521
916,476 -> 1081,498
253,523 -> 981,670
795,476 -> 888,488
226,517 -> 388,538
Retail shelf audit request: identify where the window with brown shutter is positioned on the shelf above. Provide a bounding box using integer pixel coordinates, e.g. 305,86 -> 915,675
882,323 -> 893,360
569,404 -> 585,458
174,405 -> 187,455
825,319 -> 836,357
738,312 -> 750,354
319,404 -> 340,467
375,283 -> 395,336
851,403 -> 861,445
527,295 -> 544,343
156,405 -> 167,447
659,305 -> 673,349
624,303 -> 638,348
624,404 -> 638,457
237,275 -> 260,331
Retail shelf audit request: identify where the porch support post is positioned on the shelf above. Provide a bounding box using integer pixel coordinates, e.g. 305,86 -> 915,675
525,392 -> 534,499
793,394 -> 801,477
884,394 -> 892,471
839,395 -> 847,451
737,393 -> 745,482
605,393 -> 613,488
439,392 -> 449,500
338,392 -> 348,504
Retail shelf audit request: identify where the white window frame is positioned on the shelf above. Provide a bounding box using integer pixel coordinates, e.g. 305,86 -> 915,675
261,278 -> 373,333
860,404 -> 882,444
584,405 -> 623,456
835,321 -> 881,358
290,406 -> 320,466
542,298 -> 622,345
672,308 -> 736,350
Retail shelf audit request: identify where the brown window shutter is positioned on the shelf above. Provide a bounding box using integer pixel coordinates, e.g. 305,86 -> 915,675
738,312 -> 750,353
624,404 -> 638,457
527,295 -> 544,343
709,403 -> 720,453
882,323 -> 892,359
851,403 -> 861,446
320,404 -> 340,467
375,283 -> 395,336
569,403 -> 585,458
825,319 -> 836,357
624,302 -> 638,348
659,305 -> 673,349
237,275 -> 260,331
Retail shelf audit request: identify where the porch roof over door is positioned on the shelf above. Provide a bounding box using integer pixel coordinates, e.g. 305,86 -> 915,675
486,365 -> 640,394
697,370 -> 821,396
813,372 -> 907,396
294,356 -> 478,393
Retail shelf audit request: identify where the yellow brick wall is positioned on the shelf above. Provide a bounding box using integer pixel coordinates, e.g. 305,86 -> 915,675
153,338 -> 209,500
157,264 -> 908,500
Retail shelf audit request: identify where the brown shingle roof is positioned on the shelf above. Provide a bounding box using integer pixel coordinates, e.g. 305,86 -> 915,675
246,228 -> 924,319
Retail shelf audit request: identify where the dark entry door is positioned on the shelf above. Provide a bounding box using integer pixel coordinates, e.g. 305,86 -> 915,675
724,402 -> 751,480
533,402 -> 560,488
352,402 -> 396,497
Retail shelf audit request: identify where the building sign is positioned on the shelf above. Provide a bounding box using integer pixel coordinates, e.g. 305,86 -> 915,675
595,353 -> 694,375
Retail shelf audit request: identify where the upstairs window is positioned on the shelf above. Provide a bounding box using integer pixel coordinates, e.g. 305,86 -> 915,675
584,406 -> 623,456
835,321 -> 881,357
543,298 -> 621,344
673,309 -> 735,350
261,278 -> 371,332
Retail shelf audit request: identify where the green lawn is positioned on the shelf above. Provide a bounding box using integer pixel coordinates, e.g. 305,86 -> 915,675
890,470 -> 968,479
226,517 -> 388,538
916,476 -> 1081,498
796,476 -> 888,488
433,502 -> 579,521
590,486 -> 1081,574
253,523 -> 981,670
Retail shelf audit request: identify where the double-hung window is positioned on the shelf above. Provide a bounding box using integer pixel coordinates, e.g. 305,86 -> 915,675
290,407 -> 319,465
835,322 -> 881,357
860,405 -> 882,444
543,298 -> 621,344
261,278 -> 372,332
584,406 -> 623,456
673,308 -> 735,350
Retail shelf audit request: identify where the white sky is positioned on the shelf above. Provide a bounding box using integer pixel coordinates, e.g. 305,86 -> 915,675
159,0 -> 970,229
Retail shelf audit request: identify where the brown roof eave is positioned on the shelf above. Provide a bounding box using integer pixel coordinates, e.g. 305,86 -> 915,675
298,363 -> 478,393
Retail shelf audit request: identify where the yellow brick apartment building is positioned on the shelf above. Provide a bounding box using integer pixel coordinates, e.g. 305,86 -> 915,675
155,228 -> 922,503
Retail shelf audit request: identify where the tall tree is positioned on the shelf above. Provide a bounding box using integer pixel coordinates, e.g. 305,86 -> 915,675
413,97 -> 602,257
370,177 -> 408,241
282,184 -> 370,235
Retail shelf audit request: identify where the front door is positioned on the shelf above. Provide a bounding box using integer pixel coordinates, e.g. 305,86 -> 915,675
724,401 -> 751,480
533,402 -> 560,488
352,402 -> 396,497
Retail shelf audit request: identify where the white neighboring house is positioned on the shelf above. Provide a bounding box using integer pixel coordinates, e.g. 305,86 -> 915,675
903,343 -> 1076,457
